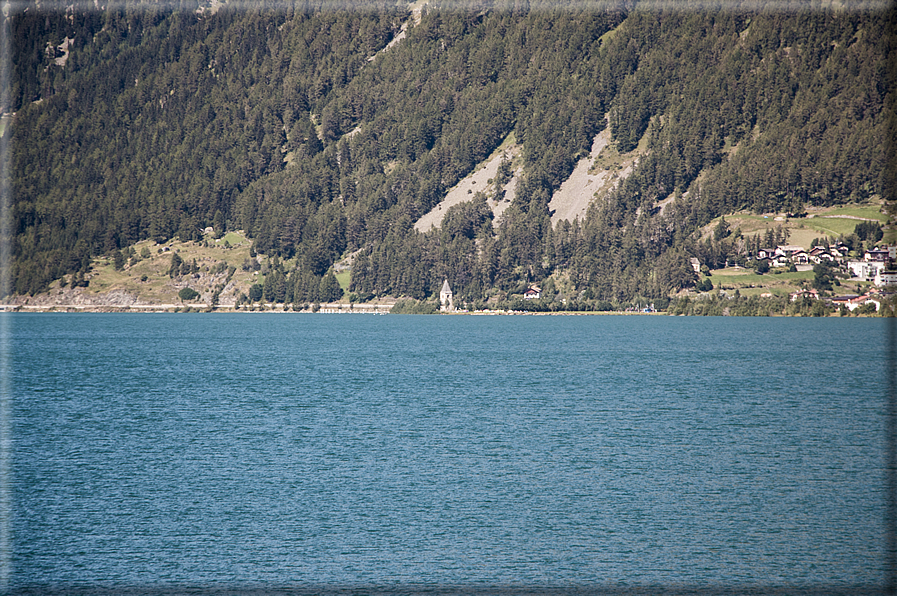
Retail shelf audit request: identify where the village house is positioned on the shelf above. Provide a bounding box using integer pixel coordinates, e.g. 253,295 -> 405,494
775,245 -> 804,258
790,288 -> 819,302
865,245 -> 897,260
830,295 -> 854,308
751,245 -> 813,268
829,293 -> 882,311
865,247 -> 891,262
789,249 -> 809,265
828,246 -> 847,258
808,247 -> 834,264
874,269 -> 897,287
850,245 -> 897,286
810,253 -> 835,264
523,285 -> 542,300
844,294 -> 882,312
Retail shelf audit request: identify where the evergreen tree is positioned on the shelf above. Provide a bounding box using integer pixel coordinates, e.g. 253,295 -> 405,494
213,210 -> 226,239
319,271 -> 343,303
168,253 -> 183,278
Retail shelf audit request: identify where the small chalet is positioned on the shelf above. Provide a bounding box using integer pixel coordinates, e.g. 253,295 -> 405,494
790,288 -> 819,302
865,248 -> 891,262
775,245 -> 804,257
810,252 -> 834,264
524,285 -> 542,300
771,254 -> 790,268
790,250 -> 809,265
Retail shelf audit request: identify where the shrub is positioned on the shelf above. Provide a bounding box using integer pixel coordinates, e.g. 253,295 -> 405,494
391,299 -> 439,314
178,287 -> 200,302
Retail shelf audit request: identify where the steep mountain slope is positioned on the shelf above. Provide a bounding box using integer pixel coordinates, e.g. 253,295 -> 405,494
7,1 -> 893,307
413,134 -> 520,232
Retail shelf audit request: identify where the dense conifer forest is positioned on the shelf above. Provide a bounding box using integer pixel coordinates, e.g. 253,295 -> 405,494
7,0 -> 894,305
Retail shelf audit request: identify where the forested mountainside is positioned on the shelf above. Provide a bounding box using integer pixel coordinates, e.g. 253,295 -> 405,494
8,0 -> 894,305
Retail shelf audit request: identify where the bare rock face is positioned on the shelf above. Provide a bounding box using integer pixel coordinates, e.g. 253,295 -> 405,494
96,289 -> 141,306
9,287 -> 140,307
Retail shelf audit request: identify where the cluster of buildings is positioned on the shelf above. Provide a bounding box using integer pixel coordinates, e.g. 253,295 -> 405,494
754,243 -> 896,287
789,287 -> 887,312
755,242 -> 851,267
846,246 -> 897,286
785,244 -> 896,312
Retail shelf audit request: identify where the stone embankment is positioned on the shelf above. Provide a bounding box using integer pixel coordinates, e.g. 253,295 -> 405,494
1,289 -> 394,313
3,288 -> 149,310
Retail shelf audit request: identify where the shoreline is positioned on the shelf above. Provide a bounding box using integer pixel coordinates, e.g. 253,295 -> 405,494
0,305 -> 871,317
0,302 -> 664,315
0,302 -> 392,314
0,308 -> 886,317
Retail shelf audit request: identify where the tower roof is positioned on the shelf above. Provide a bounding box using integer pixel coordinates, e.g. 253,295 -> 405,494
441,279 -> 452,294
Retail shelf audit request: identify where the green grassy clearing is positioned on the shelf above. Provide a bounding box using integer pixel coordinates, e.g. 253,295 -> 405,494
731,217 -> 829,249
598,21 -> 621,46
335,270 -> 351,292
884,228 -> 897,244
709,268 -> 813,288
591,118 -> 651,173
805,218 -> 864,237
219,232 -> 248,246
822,205 -> 888,221
725,286 -> 790,297
787,227 -> 827,248
713,198 -> 889,249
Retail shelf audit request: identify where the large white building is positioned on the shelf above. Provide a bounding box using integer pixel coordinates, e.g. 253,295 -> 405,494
847,260 -> 886,281
848,245 -> 896,285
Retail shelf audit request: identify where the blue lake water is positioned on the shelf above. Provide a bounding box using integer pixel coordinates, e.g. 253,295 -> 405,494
5,313 -> 894,593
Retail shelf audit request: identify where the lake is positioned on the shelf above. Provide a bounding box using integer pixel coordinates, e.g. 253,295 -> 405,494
4,313 -> 894,594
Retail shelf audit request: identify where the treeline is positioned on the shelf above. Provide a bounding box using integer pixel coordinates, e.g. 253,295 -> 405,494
241,260 -> 345,306
669,293 -> 897,318
9,1 -> 893,302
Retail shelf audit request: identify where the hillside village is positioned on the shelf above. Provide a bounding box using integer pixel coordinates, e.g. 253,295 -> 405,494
743,242 -> 896,313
